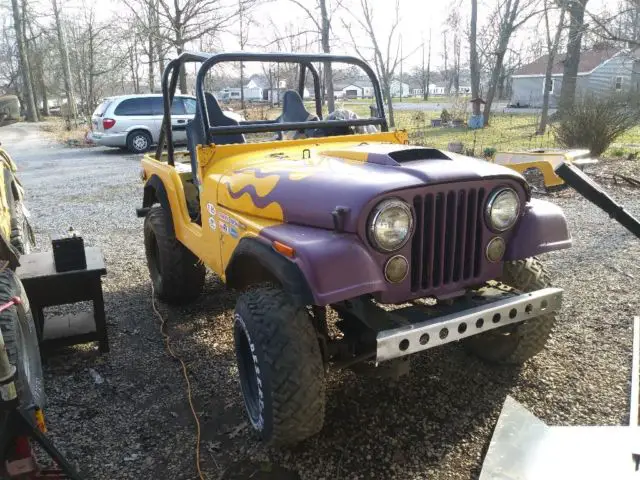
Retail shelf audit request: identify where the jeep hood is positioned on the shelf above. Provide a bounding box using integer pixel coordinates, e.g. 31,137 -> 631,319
217,143 -> 526,232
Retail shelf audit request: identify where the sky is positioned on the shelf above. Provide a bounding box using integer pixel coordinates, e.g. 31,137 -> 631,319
91,0 -> 612,75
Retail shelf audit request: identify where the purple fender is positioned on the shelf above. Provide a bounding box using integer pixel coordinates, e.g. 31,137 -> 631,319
505,198 -> 572,260
259,224 -> 386,306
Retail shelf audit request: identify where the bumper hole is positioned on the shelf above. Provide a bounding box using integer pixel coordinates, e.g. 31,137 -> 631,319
458,323 -> 467,334
419,333 -> 429,345
399,339 -> 409,351
476,318 -> 484,328
509,308 -> 517,319
492,313 -> 501,323
439,328 -> 449,339
525,303 -> 533,314
541,300 -> 548,311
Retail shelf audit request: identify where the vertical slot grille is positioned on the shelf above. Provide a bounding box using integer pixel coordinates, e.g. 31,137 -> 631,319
411,187 -> 485,292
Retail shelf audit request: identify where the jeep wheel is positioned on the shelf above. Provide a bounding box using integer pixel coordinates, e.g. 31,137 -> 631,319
0,269 -> 45,411
464,258 -> 555,365
234,287 -> 325,445
144,206 -> 205,303
11,201 -> 33,254
127,130 -> 152,154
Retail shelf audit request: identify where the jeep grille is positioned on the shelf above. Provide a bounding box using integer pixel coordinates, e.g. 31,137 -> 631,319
410,188 -> 486,291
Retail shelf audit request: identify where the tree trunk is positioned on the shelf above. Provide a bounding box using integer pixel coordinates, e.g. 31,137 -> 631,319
483,49 -> 506,126
538,4 -> 565,134
148,34 -> 155,92
11,0 -> 37,122
442,32 -> 449,95
320,0 -> 335,113
52,0 -> 77,128
155,0 -> 164,76
558,0 -> 588,117
22,3 -> 40,121
469,0 -> 481,114
384,81 -> 395,127
424,31 -> 431,101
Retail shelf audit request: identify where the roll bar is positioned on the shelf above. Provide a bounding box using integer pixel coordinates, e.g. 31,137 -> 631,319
156,51 -> 389,165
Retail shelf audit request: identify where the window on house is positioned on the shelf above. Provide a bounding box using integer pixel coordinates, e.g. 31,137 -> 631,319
615,76 -> 623,91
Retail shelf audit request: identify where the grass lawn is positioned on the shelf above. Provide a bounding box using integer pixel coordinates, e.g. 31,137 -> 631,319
239,102 -> 640,159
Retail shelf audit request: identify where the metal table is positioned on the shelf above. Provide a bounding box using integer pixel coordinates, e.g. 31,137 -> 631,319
16,247 -> 108,353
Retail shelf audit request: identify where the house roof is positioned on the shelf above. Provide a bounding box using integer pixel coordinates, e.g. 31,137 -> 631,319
513,47 -> 629,77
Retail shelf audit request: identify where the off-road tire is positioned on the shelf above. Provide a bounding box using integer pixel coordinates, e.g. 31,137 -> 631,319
234,287 -> 325,445
10,201 -> 32,254
126,130 -> 152,154
144,206 -> 205,304
464,258 -> 555,364
0,269 -> 44,410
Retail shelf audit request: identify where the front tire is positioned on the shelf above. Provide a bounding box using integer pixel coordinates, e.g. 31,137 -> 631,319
144,206 -> 205,303
464,258 -> 556,364
127,130 -> 152,153
0,269 -> 44,410
234,287 -> 325,445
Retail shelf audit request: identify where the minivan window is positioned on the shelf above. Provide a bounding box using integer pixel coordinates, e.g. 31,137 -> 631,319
183,98 -> 197,115
114,97 -> 155,116
172,98 -> 187,115
93,100 -> 111,117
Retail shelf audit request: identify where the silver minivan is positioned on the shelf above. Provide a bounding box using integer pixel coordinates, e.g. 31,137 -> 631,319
90,94 -> 197,153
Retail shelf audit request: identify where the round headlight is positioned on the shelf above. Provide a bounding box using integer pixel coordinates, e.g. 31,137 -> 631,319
486,188 -> 520,232
368,199 -> 413,252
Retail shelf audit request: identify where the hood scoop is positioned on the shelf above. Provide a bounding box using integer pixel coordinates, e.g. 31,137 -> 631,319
320,144 -> 452,167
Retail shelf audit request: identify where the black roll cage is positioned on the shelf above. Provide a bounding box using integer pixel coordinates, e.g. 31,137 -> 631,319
156,51 -> 389,166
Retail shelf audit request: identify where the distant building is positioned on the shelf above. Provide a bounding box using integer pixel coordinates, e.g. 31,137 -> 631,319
335,82 -> 374,99
510,46 -> 640,107
390,80 -> 410,97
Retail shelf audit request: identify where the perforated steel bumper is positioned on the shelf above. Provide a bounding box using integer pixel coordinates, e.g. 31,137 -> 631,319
376,287 -> 563,362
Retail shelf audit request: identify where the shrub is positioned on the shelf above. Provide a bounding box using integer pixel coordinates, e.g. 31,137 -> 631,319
440,109 -> 451,123
552,94 -> 639,157
483,147 -> 497,159
611,148 -> 626,157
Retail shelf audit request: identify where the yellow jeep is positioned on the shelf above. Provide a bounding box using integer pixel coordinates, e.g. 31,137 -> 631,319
139,52 -> 569,445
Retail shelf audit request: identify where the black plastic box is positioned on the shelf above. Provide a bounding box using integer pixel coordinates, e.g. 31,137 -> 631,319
51,234 -> 86,272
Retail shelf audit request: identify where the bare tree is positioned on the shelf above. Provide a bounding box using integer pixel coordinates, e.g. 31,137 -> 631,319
442,30 -> 450,95
421,30 -> 432,101
447,11 -> 462,96
52,0 -> 77,127
537,0 -> 566,133
157,0 -> 237,93
288,0 -> 343,112
470,0 -> 481,112
345,0 -> 403,127
10,0 -> 37,121
482,0 -> 541,125
557,0 -> 588,117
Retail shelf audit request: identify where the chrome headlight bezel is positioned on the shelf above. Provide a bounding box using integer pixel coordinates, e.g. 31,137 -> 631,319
368,198 -> 414,252
485,187 -> 521,232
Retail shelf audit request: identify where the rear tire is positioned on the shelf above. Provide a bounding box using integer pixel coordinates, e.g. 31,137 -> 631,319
234,287 -> 325,445
0,269 -> 44,410
127,130 -> 152,154
144,206 -> 205,304
463,258 -> 556,364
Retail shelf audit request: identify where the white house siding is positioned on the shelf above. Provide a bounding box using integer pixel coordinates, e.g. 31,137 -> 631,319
511,75 -> 590,107
587,53 -> 640,94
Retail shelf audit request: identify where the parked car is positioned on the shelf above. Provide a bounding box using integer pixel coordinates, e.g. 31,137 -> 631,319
90,94 -> 197,153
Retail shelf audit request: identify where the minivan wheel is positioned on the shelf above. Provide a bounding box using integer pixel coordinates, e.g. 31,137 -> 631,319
127,130 -> 152,153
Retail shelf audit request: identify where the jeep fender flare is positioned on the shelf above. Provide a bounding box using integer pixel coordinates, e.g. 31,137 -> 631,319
141,174 -> 175,234
225,237 -> 314,306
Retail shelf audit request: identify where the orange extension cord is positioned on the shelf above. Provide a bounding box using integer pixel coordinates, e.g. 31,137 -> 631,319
150,285 -> 206,480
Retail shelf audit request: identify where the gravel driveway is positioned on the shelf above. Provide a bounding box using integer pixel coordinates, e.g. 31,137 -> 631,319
2,122 -> 639,479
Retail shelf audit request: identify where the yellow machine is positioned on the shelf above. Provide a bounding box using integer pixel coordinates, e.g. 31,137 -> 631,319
493,149 -> 598,188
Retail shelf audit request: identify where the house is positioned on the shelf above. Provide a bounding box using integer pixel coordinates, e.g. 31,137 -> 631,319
390,80 -> 410,97
335,82 -> 374,99
429,84 -> 446,96
510,46 -> 640,107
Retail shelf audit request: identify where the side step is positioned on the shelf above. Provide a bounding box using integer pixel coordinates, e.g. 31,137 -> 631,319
376,287 -> 563,363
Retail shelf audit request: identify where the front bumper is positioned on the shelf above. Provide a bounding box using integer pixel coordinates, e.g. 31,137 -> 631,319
376,287 -> 563,362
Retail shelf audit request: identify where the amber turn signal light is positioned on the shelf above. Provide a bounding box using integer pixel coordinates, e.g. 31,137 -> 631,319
273,241 -> 295,258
